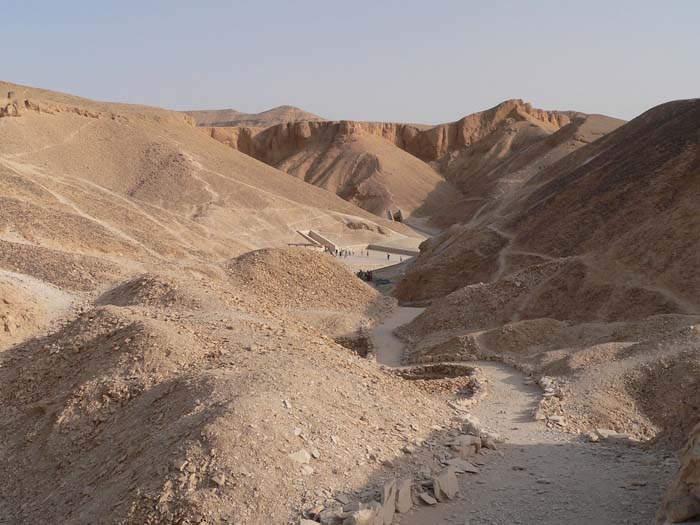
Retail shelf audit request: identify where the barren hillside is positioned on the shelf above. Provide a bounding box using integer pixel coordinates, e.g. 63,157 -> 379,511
2,78 -> 697,524
198,99 -> 622,223
0,81 -> 421,280
185,105 -> 324,127
393,99 -> 700,480
0,82 -> 448,524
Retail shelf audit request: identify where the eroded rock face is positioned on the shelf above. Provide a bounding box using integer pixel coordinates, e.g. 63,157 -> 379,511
198,99 -> 588,219
659,422 -> 700,523
204,99 -> 573,165
1,91 -> 23,117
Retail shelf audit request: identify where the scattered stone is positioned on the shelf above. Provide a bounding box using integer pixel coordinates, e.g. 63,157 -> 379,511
335,494 -> 351,505
307,504 -> 325,517
586,431 -> 600,443
342,509 -> 375,525
481,435 -> 498,450
289,449 -> 312,464
548,415 -> 565,425
460,414 -> 482,436
379,479 -> 396,525
433,466 -> 458,502
594,428 -> 636,445
319,507 -> 345,524
301,465 -> 314,476
211,473 -> 226,487
418,492 -> 437,505
665,495 -> 700,523
402,444 -> 417,454
283,399 -> 292,409
396,478 -> 413,513
445,458 -> 479,474
301,519 -> 320,525
453,434 -> 481,456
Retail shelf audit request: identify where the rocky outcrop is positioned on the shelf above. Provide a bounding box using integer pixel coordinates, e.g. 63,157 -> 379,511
1,91 -> 23,117
197,99 -> 600,221
204,99 -> 575,166
185,105 -> 324,128
659,422 -> 700,523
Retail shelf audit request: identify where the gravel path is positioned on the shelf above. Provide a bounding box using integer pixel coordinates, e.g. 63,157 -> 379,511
371,308 -> 677,525
371,306 -> 424,366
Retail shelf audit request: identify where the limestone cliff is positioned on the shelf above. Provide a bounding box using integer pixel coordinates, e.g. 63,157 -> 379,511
197,100 -> 620,222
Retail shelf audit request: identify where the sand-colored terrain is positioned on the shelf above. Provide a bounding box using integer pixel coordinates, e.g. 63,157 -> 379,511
185,105 -> 324,128
194,99 -> 623,223
389,99 -> 700,522
0,81 -> 437,524
1,78 -> 699,524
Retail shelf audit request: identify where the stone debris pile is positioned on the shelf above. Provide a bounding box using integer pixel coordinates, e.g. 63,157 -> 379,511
300,411 -> 501,524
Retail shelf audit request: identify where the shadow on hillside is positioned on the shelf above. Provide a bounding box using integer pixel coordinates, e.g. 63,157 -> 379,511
410,179 -> 488,229
0,309 -> 229,523
409,180 -> 459,225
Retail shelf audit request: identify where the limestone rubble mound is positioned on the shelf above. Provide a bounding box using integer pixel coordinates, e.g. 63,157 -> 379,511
0,270 -> 455,524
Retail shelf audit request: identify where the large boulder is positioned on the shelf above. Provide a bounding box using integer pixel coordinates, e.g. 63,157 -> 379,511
659,422 -> 700,522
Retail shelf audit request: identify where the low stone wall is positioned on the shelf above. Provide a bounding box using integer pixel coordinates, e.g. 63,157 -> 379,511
366,244 -> 419,257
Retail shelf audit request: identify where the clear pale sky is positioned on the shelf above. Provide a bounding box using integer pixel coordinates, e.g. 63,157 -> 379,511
5,0 -> 699,123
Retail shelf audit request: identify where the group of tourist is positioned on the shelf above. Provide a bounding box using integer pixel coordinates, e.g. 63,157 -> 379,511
356,269 -> 374,282
324,247 -> 371,258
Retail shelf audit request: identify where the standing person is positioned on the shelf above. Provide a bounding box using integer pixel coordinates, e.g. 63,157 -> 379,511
387,253 -> 390,260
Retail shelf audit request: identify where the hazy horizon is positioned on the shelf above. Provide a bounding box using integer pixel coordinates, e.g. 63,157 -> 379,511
5,0 -> 699,124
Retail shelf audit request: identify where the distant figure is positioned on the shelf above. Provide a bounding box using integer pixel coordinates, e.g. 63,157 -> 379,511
387,253 -> 390,260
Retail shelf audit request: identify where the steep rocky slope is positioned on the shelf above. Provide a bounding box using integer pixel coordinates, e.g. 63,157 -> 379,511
397,99 -> 698,303
198,99 -> 622,223
0,81 -> 451,524
0,81 -> 419,283
185,105 -> 323,127
394,99 -> 700,463
204,120 -> 458,218
0,250 -> 457,524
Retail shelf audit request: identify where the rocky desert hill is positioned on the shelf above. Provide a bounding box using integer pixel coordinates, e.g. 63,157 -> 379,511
0,81 -> 421,274
194,99 -> 623,225
2,77 -> 698,524
0,81 -> 447,524
185,105 -> 324,128
392,98 -> 700,519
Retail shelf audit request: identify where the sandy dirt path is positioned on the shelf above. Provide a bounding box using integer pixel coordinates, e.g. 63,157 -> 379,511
370,308 -> 676,525
371,306 -> 424,366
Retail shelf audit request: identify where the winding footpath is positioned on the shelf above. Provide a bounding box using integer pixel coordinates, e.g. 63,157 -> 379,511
371,307 -> 677,525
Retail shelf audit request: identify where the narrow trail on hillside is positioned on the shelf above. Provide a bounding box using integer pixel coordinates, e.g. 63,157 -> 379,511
372,307 -> 424,366
370,308 -> 675,525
